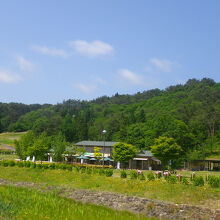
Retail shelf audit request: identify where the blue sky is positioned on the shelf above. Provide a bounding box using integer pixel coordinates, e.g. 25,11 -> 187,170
0,1 -> 220,104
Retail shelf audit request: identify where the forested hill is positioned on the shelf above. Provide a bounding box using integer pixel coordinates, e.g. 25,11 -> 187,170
0,78 -> 220,159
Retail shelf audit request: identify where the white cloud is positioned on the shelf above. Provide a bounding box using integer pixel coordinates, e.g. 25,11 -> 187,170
31,45 -> 68,58
95,77 -> 106,85
69,40 -> 113,57
75,83 -> 96,94
149,58 -> 178,72
0,70 -> 21,83
118,69 -> 143,85
17,56 -> 34,72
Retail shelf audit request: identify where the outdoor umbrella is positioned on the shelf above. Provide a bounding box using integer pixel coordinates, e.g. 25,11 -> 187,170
77,156 -> 89,160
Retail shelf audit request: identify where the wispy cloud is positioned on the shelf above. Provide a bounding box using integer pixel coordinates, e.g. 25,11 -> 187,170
149,58 -> 179,72
74,83 -> 96,94
118,69 -> 143,85
0,70 -> 21,83
69,40 -> 113,57
31,45 -> 68,58
95,77 -> 106,85
16,56 -> 34,72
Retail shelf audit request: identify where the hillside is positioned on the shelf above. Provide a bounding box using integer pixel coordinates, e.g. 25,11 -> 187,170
0,78 -> 219,160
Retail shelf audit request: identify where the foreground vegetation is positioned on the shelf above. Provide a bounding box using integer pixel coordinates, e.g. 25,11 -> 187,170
0,185 -> 150,220
0,166 -> 219,208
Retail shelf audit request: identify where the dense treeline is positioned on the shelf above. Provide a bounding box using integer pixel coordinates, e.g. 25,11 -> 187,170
1,78 -> 220,161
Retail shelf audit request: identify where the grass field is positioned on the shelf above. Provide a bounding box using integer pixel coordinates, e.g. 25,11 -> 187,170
0,185 -> 151,220
0,166 -> 219,208
0,132 -> 26,147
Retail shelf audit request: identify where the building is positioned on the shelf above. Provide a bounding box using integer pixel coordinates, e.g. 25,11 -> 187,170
74,141 -> 161,170
186,159 -> 220,171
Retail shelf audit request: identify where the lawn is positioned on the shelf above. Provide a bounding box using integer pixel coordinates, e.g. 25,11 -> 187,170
0,132 -> 26,147
0,185 -> 150,220
0,166 -> 219,208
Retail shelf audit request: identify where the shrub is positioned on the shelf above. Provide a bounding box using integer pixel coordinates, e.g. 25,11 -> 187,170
138,173 -> 145,180
3,161 -> 8,167
155,171 -> 162,178
49,163 -> 55,169
98,168 -> 105,176
42,164 -> 49,169
193,176 -> 204,186
66,165 -> 72,171
167,175 -> 177,184
74,166 -> 80,172
105,169 -> 113,177
30,163 -> 36,169
182,176 -> 189,185
24,161 -> 31,167
86,167 -> 92,175
147,172 -> 155,181
17,162 -> 24,167
130,170 -> 138,180
9,160 -> 15,167
120,170 -> 127,178
36,164 -> 43,169
208,175 -> 220,188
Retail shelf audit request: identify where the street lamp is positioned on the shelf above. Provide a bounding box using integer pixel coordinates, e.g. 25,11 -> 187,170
102,130 -> 107,167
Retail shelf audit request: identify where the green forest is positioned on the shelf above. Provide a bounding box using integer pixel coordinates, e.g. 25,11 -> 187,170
0,78 -> 219,163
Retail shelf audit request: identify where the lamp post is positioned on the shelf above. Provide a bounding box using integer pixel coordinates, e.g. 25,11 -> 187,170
102,130 -> 107,168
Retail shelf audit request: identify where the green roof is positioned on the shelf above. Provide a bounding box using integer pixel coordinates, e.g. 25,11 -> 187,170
137,150 -> 153,157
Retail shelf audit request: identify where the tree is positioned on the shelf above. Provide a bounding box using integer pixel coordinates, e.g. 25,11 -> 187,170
94,146 -> 102,163
61,114 -> 77,142
151,136 -> 183,168
27,132 -> 50,161
113,142 -> 138,164
15,130 -> 35,159
51,133 -> 67,162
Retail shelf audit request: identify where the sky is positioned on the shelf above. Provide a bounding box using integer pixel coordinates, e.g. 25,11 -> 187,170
0,0 -> 220,104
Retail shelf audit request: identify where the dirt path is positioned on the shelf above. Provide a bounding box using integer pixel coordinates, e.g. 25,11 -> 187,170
0,178 -> 219,220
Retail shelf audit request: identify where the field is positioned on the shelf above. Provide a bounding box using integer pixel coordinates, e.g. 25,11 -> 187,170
0,132 -> 25,148
0,166 -> 219,209
0,185 -> 150,220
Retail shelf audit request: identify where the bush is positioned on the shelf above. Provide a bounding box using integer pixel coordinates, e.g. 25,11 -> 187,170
86,167 -> 92,175
66,165 -> 72,171
24,161 -> 31,167
17,162 -> 24,167
182,176 -> 189,185
167,175 -> 177,184
193,176 -> 204,186
105,169 -> 113,177
98,168 -> 105,176
36,164 -> 43,169
138,173 -> 145,180
42,164 -> 49,169
74,166 -> 80,172
9,160 -> 15,167
49,163 -> 55,169
3,161 -> 8,167
130,170 -> 138,180
120,170 -> 127,178
208,175 -> 220,188
30,163 -> 36,169
147,172 -> 155,181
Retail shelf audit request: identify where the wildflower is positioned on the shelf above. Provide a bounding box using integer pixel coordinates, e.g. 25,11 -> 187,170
137,170 -> 142,175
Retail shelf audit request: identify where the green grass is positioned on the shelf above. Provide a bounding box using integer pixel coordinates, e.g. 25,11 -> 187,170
0,154 -> 18,161
0,132 -> 26,147
0,166 -> 219,208
0,185 -> 150,220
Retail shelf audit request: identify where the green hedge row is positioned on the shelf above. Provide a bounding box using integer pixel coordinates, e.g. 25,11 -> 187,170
0,160 -> 114,177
